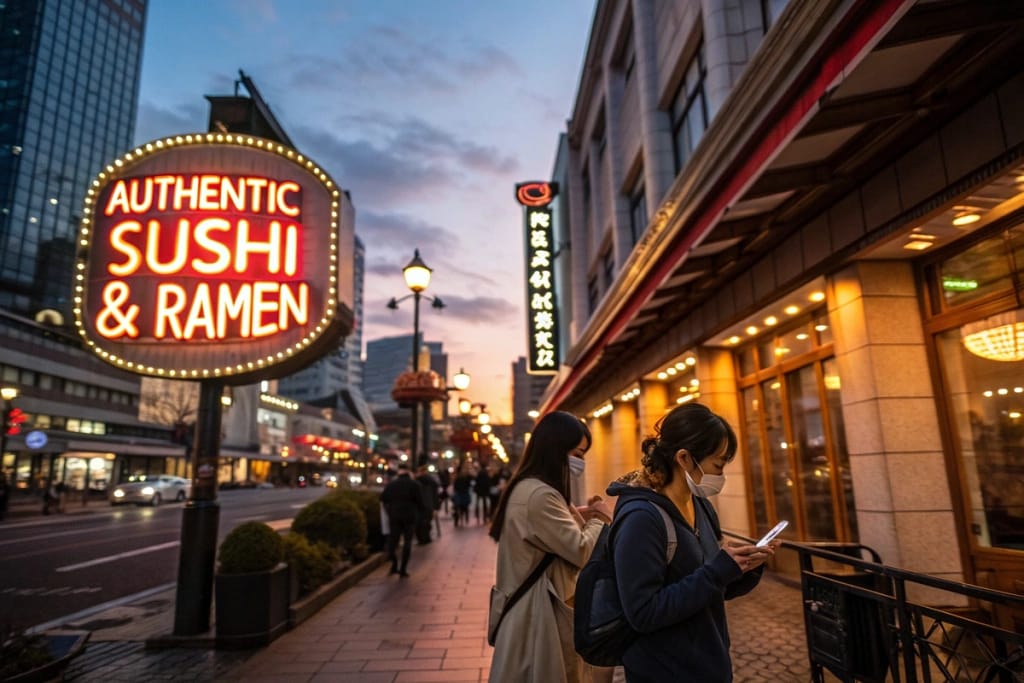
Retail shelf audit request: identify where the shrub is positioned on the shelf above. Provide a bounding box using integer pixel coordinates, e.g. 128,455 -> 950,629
217,521 -> 285,574
291,496 -> 366,561
284,533 -> 339,596
330,489 -> 384,552
0,633 -> 53,679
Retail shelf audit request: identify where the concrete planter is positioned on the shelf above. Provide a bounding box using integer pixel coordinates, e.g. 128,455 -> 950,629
2,630 -> 89,683
289,553 -> 387,628
214,562 -> 290,650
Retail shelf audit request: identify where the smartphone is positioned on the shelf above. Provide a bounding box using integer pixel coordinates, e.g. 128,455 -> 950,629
756,520 -> 788,547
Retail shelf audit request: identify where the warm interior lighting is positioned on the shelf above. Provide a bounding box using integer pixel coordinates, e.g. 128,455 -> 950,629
962,310 -> 1024,362
745,325 -> 758,335
808,291 -> 825,303
764,315 -> 778,326
402,249 -> 432,292
727,336 -> 741,345
784,305 -> 800,315
903,240 -> 933,251
0,386 -> 18,401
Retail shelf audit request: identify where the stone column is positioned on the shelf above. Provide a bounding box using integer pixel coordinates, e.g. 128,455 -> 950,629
830,261 -> 963,586
696,347 -> 750,534
585,413 -> 613,506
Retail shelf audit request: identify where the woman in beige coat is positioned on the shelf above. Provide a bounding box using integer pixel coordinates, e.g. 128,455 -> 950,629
488,411 -> 612,683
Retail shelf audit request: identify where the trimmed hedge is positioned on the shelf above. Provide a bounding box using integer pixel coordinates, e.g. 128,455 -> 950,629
291,495 -> 367,561
329,489 -> 384,552
284,533 -> 339,596
218,521 -> 285,574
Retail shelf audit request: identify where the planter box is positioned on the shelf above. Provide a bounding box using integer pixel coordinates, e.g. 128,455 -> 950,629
215,562 -> 290,650
2,630 -> 89,683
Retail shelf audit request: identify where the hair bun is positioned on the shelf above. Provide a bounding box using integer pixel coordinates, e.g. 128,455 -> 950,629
641,437 -> 658,454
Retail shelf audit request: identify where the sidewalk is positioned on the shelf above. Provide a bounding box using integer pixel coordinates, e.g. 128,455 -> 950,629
57,511 -> 815,682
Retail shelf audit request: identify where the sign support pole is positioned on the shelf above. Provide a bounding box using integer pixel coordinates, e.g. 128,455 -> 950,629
173,379 -> 223,636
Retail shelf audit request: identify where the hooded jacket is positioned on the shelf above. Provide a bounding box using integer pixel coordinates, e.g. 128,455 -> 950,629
606,479 -> 764,682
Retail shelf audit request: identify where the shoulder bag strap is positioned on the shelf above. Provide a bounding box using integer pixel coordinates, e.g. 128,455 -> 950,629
493,552 -> 556,637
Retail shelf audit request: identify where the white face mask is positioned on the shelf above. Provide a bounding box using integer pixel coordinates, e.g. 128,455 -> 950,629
568,455 -> 586,476
685,460 -> 726,498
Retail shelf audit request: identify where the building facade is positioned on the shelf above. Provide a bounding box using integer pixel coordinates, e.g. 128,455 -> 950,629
0,0 -> 155,495
540,0 -> 1024,625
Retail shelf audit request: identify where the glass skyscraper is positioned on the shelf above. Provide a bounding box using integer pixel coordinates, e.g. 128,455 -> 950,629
0,0 -> 147,319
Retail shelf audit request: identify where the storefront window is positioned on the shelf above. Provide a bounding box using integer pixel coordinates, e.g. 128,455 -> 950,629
938,319 -> 1024,550
737,308 -> 853,542
762,378 -> 797,528
939,233 -> 1013,308
742,387 -> 769,531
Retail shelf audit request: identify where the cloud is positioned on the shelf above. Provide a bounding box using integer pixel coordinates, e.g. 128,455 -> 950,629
134,101 -> 208,143
290,119 -> 517,208
426,293 -> 519,324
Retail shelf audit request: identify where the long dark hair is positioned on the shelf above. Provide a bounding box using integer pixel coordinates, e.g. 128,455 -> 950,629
640,402 -> 737,489
488,411 -> 591,541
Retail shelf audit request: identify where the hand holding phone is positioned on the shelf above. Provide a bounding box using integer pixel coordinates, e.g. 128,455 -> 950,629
756,520 -> 788,547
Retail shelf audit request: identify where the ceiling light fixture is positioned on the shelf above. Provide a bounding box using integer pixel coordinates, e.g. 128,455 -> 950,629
962,310 -> 1024,362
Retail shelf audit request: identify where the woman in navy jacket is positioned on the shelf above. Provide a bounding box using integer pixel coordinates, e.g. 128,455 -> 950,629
606,402 -> 780,682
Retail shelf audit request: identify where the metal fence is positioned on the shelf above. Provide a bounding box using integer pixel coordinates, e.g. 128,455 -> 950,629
787,541 -> 1024,683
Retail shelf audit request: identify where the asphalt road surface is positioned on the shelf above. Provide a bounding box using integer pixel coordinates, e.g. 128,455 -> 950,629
0,487 -> 326,634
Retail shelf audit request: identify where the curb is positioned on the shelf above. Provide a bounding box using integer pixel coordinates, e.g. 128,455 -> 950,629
288,552 -> 387,628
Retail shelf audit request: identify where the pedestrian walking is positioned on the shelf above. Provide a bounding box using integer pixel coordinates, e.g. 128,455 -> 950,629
487,411 -> 612,683
452,461 -> 473,527
415,465 -> 440,544
41,479 -> 58,515
606,402 -> 779,682
474,463 -> 493,524
380,462 -> 426,577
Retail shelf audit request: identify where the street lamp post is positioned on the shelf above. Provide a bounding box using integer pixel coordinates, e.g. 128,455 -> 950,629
388,250 -> 446,464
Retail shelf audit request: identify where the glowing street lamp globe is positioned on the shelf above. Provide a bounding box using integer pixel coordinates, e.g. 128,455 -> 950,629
403,249 -> 432,293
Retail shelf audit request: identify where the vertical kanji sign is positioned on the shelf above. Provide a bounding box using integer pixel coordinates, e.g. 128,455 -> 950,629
515,181 -> 560,375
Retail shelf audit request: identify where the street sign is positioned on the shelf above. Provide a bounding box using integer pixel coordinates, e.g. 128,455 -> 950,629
25,430 -> 47,449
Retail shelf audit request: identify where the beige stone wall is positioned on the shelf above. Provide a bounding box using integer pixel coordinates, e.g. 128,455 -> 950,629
829,260 -> 964,583
696,347 -> 752,536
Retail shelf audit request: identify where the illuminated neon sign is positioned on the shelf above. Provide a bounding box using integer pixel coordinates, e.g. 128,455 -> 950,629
74,133 -> 353,383
515,181 -> 558,208
516,181 -> 560,374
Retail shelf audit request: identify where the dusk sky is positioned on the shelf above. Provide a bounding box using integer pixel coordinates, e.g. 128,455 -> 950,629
133,1 -> 596,423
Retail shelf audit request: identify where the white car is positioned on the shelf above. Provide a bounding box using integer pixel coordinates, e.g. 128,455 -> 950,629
110,475 -> 191,506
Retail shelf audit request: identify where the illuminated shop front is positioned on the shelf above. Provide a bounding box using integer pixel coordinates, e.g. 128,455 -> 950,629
536,0 -> 1024,622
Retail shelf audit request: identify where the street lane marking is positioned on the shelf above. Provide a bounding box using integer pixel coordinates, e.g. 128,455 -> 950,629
55,541 -> 180,572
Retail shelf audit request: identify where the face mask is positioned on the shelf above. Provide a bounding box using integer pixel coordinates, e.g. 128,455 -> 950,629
568,455 -> 586,476
685,460 -> 726,498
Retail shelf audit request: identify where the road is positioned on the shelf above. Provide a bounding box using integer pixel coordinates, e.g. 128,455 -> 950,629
0,487 -> 326,634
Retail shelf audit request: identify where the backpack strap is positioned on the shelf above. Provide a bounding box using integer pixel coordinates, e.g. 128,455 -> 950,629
649,502 -> 677,564
612,498 -> 677,565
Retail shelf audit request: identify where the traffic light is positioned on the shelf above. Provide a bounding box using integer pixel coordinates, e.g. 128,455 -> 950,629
6,407 -> 27,435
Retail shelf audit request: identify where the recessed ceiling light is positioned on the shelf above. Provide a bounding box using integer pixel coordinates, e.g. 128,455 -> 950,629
745,325 -> 758,335
764,316 -> 778,326
952,213 -> 980,226
796,333 -> 809,340
903,240 -> 933,251
784,305 -> 800,315
809,292 -> 825,302
727,336 -> 741,345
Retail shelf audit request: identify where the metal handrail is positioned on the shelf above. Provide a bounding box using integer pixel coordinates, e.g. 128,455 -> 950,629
725,532 -> 1024,682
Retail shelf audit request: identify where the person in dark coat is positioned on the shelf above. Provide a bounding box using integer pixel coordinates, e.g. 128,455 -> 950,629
607,402 -> 780,682
473,464 -> 492,523
414,465 -> 440,544
380,462 -> 426,577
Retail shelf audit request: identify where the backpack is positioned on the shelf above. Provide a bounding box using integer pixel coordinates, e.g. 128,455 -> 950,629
573,499 -> 677,667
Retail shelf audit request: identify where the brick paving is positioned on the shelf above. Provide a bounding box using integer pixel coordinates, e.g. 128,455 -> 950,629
61,512 -> 820,682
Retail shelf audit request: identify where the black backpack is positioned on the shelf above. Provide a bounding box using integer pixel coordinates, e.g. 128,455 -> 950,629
573,499 -> 677,667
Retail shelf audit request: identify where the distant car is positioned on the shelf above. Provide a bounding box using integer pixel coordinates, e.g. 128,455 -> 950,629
325,475 -> 339,488
110,475 -> 191,506
296,475 -> 308,488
